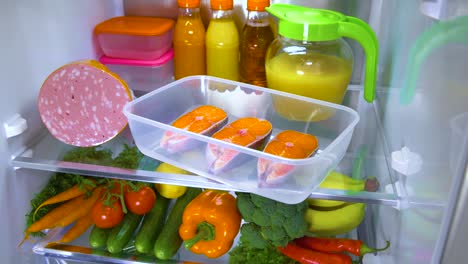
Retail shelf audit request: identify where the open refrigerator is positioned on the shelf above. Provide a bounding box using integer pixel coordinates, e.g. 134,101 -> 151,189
1,0 -> 467,263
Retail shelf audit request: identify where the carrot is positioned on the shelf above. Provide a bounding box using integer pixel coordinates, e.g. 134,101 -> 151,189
60,213 -> 94,243
55,186 -> 103,227
33,180 -> 96,218
19,187 -> 103,247
26,195 -> 86,233
19,194 -> 87,247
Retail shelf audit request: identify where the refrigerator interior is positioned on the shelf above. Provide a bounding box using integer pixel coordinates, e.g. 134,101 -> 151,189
1,0 -> 467,263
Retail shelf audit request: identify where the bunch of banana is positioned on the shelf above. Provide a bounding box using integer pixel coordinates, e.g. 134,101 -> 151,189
305,171 -> 379,236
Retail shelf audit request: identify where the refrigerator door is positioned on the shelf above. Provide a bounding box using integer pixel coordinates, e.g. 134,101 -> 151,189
371,0 -> 468,263
0,0 -> 122,263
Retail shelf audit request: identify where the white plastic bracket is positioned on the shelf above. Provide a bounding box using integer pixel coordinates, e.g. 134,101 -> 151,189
391,147 -> 423,176
385,181 -> 413,210
3,114 -> 27,138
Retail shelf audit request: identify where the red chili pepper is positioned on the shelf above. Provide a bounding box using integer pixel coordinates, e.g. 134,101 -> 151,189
295,237 -> 390,257
278,243 -> 353,264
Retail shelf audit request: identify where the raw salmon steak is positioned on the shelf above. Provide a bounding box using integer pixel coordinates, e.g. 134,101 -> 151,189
258,130 -> 318,186
206,117 -> 272,174
160,105 -> 228,153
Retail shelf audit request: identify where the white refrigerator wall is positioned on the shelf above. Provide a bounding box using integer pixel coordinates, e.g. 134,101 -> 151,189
0,1 -> 123,263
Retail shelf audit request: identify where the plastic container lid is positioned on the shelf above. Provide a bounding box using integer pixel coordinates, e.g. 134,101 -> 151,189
178,0 -> 201,8
99,49 -> 174,67
247,0 -> 270,11
210,0 -> 233,10
94,16 -> 175,36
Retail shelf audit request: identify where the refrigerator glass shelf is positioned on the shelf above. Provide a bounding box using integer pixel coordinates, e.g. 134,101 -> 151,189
11,88 -> 400,206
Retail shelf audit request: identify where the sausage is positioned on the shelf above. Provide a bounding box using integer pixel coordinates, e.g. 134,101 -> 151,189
38,60 -> 132,147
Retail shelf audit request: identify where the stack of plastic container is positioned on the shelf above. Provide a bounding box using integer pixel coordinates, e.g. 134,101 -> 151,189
94,16 -> 176,97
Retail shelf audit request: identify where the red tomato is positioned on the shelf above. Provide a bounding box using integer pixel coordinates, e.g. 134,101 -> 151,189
124,186 -> 156,215
91,198 -> 124,228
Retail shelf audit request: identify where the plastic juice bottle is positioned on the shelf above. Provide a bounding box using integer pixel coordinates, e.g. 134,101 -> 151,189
206,0 -> 239,81
173,0 -> 206,80
239,0 -> 274,87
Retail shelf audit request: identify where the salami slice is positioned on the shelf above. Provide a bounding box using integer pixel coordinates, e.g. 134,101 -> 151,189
38,60 -> 132,147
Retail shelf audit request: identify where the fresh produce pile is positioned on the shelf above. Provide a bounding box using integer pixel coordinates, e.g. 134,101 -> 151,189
22,145 -> 390,263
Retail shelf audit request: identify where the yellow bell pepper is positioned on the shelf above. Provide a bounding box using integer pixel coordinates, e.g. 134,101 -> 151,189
178,190 -> 241,258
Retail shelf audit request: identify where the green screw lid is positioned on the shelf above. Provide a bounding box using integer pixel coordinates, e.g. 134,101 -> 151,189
266,4 -> 346,41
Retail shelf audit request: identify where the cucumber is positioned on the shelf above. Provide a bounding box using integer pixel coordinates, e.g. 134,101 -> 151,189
89,225 -> 111,248
154,187 -> 202,260
135,195 -> 170,254
107,212 -> 143,254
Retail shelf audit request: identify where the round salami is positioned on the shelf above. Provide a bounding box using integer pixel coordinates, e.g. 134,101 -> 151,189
38,60 -> 132,147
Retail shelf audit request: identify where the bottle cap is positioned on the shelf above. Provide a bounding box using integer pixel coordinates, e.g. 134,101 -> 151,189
247,0 -> 270,11
178,0 -> 201,8
210,0 -> 233,10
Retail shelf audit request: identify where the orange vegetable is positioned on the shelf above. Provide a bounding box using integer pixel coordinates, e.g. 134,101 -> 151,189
26,195 -> 86,234
19,187 -> 103,247
179,190 -> 241,258
59,213 -> 94,243
33,180 -> 96,218
55,187 -> 103,227
46,242 -> 93,254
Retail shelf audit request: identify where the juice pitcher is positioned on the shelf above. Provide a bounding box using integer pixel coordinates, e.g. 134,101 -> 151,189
265,4 -> 378,121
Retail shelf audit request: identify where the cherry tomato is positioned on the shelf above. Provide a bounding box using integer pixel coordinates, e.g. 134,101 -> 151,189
124,186 -> 157,215
91,198 -> 124,228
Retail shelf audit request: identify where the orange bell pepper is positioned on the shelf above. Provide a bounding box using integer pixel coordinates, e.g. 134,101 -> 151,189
179,190 -> 241,258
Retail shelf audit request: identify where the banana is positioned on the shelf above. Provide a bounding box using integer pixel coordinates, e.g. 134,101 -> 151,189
307,171 -> 378,208
305,202 -> 366,236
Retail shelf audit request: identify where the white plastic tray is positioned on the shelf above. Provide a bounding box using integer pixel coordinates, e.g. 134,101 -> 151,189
123,76 -> 359,204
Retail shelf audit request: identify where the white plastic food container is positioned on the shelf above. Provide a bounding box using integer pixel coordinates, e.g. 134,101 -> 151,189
94,16 -> 174,60
123,76 -> 360,204
100,49 -> 174,97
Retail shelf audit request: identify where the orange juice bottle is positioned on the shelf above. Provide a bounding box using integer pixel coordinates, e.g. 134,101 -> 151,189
239,0 -> 274,87
173,0 -> 206,80
206,0 -> 239,81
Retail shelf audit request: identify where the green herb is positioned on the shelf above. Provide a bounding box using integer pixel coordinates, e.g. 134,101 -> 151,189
229,242 -> 298,264
112,144 -> 144,169
62,146 -> 113,166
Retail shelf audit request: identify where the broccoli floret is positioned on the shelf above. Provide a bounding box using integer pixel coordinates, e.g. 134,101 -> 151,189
236,193 -> 309,248
236,192 -> 256,222
250,193 -> 276,210
252,210 -> 271,226
239,223 -> 269,249
261,225 -> 289,247
284,213 -> 308,239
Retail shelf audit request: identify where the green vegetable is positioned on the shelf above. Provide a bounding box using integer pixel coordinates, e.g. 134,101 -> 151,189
229,241 -> 299,264
112,144 -> 144,169
62,146 -> 114,165
89,225 -> 111,248
107,212 -> 143,254
135,195 -> 170,254
154,188 -> 202,260
239,223 -> 269,249
236,192 -> 308,248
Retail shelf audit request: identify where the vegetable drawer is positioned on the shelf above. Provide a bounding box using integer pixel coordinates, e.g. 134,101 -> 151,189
123,76 -> 359,204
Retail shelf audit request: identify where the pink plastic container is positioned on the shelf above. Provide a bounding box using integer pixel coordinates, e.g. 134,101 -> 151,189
94,16 -> 175,60
100,49 -> 174,96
